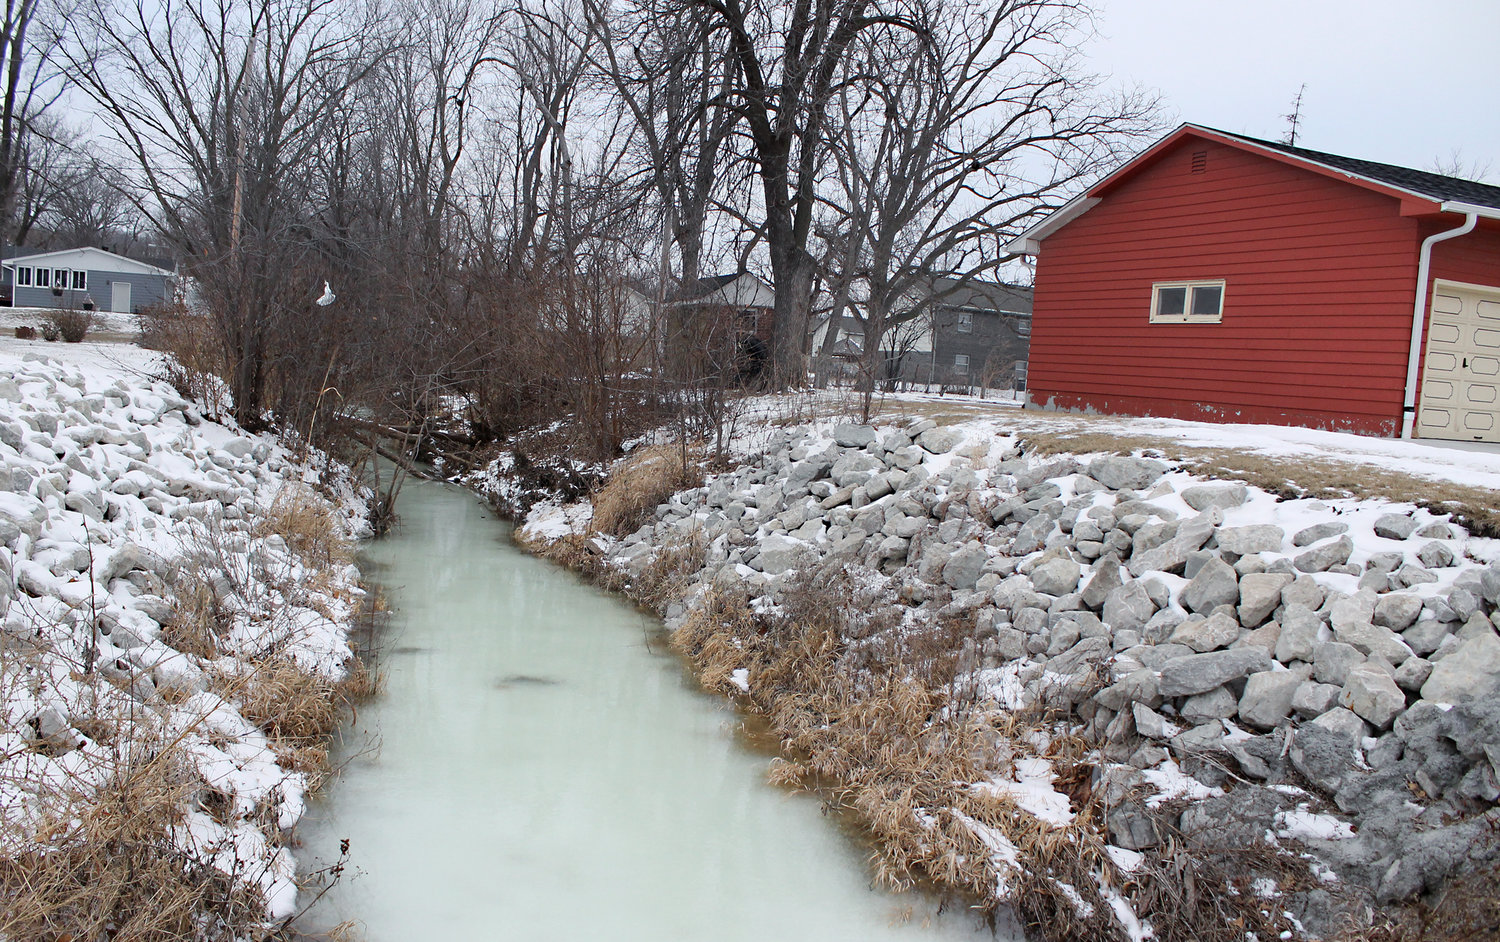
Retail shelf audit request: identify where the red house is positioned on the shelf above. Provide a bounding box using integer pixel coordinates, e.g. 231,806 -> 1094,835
1008,124 -> 1500,442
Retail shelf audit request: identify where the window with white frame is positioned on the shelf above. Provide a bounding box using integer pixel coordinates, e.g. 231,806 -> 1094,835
1151,280 -> 1225,323
53,269 -> 66,290
15,266 -> 30,286
954,354 -> 970,373
956,312 -> 973,333
71,271 -> 86,290
35,268 -> 49,287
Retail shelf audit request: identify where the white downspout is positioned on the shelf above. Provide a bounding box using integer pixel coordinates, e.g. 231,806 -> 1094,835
1401,206 -> 1478,438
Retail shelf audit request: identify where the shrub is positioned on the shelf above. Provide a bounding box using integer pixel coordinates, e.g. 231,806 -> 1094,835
0,721 -> 265,941
591,443 -> 704,537
45,310 -> 95,343
40,321 -> 60,341
14,325 -> 34,339
137,300 -> 233,418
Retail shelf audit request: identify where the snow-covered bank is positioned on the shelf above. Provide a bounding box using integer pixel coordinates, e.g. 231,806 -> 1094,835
0,348 -> 369,935
517,410 -> 1500,940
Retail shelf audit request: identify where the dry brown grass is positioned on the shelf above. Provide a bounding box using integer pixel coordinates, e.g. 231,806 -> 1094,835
160,568 -> 227,658
138,300 -> 233,418
658,562 -> 1300,942
1017,430 -> 1500,538
0,481 -> 369,941
0,747 -> 268,942
591,443 -> 705,537
254,485 -> 356,570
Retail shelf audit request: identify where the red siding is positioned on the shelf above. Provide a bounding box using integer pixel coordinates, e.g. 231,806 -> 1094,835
1428,222 -> 1500,291
1028,138 -> 1425,435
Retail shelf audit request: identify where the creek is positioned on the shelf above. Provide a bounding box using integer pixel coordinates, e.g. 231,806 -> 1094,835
295,480 -> 1017,940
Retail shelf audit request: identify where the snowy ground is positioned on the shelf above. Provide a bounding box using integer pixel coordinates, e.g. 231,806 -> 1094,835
865,389 -> 1500,491
0,338 -> 367,927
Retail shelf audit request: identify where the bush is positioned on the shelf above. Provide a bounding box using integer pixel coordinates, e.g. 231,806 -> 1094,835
40,321 -> 60,341
137,300 -> 233,417
44,310 -> 94,343
14,325 -> 33,339
591,443 -> 703,537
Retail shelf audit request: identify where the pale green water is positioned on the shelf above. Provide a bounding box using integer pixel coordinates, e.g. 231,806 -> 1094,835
296,480 -> 1017,940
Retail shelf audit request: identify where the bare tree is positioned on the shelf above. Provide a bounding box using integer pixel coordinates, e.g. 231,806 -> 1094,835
582,0 -> 737,292
0,0 -> 59,244
680,0 -> 916,387
1429,149 -> 1494,184
55,0 -> 388,428
41,151 -> 140,248
8,111 -> 69,244
820,0 -> 1157,418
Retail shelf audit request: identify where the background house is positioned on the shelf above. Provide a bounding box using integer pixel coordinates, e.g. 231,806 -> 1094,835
2,246 -> 175,313
885,277 -> 1033,390
1009,124 -> 1500,442
665,272 -> 777,382
813,278 -> 1032,391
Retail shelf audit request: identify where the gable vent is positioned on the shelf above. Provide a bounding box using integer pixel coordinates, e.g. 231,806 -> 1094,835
1191,150 -> 1208,173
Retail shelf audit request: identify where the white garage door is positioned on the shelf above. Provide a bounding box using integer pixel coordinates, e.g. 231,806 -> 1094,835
1416,279 -> 1500,443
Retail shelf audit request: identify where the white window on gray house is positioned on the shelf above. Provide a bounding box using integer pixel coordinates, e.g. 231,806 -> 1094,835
35,268 -> 49,287
15,267 -> 30,286
956,312 -> 973,333
954,354 -> 970,373
71,271 -> 86,290
53,269 -> 66,289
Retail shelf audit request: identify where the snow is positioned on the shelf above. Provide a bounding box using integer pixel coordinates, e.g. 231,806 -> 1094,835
1098,881 -> 1155,942
520,500 -> 594,541
1106,845 -> 1145,873
730,668 -> 751,692
974,756 -> 1074,828
1275,808 -> 1357,842
950,809 -> 1021,898
1054,880 -> 1095,918
918,401 -> 1500,492
1139,759 -> 1224,808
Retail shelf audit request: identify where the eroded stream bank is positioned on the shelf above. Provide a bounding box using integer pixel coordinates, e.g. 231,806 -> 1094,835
296,480 -> 1013,940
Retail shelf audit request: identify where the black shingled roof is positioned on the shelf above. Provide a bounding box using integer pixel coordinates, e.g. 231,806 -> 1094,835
667,272 -> 742,302
1211,127 -> 1500,212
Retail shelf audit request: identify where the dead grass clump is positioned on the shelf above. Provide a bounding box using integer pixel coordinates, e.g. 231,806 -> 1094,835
160,567 -> 228,658
254,485 -> 354,569
337,657 -> 383,702
233,658 -> 339,742
623,533 -> 707,610
666,562 -> 1309,941
591,444 -> 704,537
218,658 -> 343,786
138,299 -> 232,416
0,751 -> 265,942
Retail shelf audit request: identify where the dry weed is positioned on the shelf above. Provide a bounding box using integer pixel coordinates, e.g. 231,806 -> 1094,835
0,748 -> 267,942
622,533 -> 707,611
658,562 -> 1304,942
591,443 -> 704,537
254,485 -> 355,569
161,567 -> 228,658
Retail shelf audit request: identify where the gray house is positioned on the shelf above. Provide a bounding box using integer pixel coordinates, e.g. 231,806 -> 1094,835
2,247 -> 175,313
882,278 -> 1033,390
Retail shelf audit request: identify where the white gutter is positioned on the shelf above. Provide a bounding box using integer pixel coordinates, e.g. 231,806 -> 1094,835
1401,200 -> 1500,438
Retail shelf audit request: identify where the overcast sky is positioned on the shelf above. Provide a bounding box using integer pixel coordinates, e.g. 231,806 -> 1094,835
1088,0 -> 1500,181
